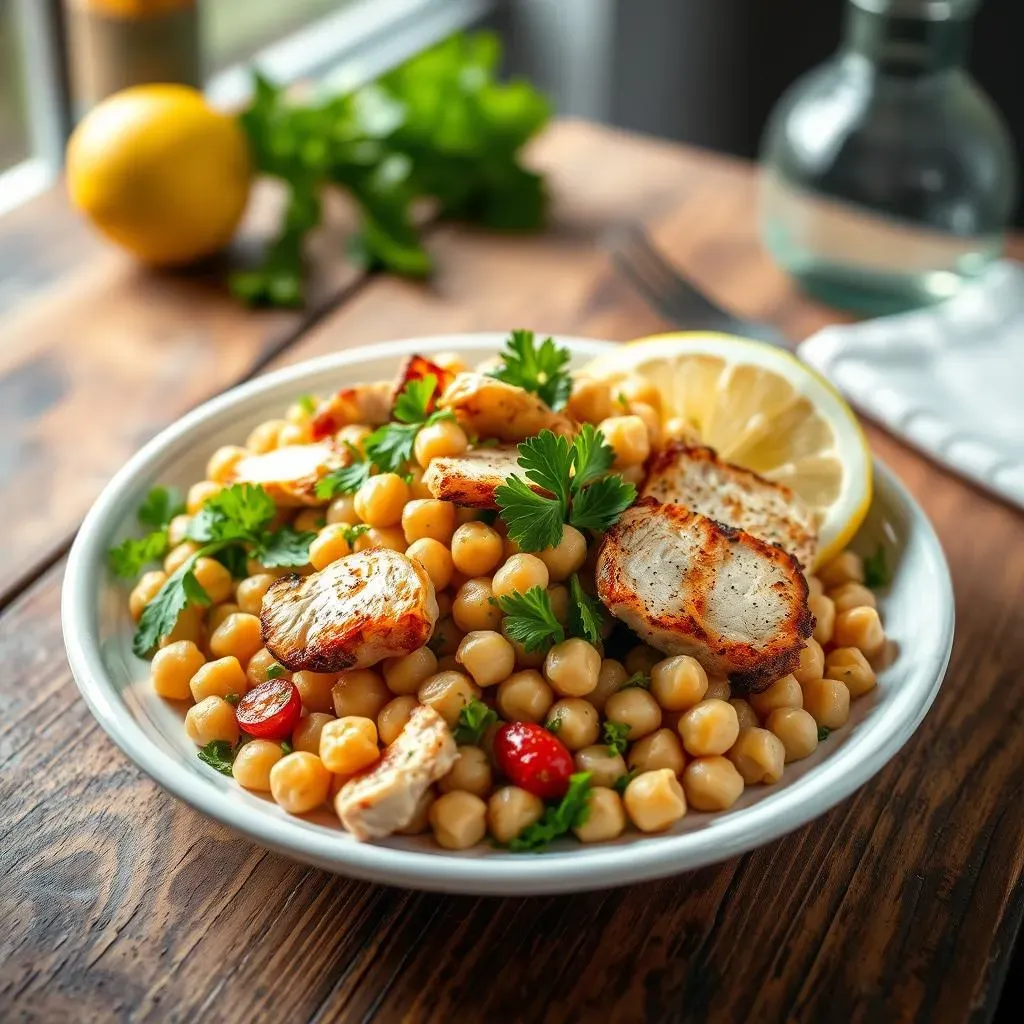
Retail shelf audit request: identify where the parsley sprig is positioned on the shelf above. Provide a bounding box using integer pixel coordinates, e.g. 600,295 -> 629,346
495,425 -> 636,552
863,545 -> 889,589
197,739 -> 236,777
508,772 -> 593,852
494,586 -> 565,652
107,486 -> 185,579
487,329 -> 572,410
567,573 -> 604,645
452,699 -> 498,746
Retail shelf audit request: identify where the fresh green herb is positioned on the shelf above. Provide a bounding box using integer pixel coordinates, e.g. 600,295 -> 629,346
612,768 -> 638,796
254,525 -> 317,569
138,486 -> 185,530
224,693 -> 241,706
493,586 -> 565,652
340,523 -> 371,547
214,544 -> 250,579
568,573 -> 604,645
487,329 -> 572,410
281,741 -> 294,755
817,726 -> 831,742
133,553 -> 212,657
546,715 -> 563,735
198,740 -> 236,777
453,699 -> 498,746
265,665 -> 286,681
863,545 -> 889,589
231,33 -> 550,307
603,721 -> 631,757
621,672 -> 650,690
494,426 -> 636,551
508,772 -> 593,852
297,394 -> 318,416
108,531 -> 171,579
315,459 -> 374,499
616,392 -> 629,409
426,632 -> 445,656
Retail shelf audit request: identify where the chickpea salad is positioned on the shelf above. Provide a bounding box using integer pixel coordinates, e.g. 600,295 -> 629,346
110,330 -> 889,852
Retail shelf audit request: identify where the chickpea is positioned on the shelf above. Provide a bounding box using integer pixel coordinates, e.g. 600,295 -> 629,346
536,526 -> 587,582
158,605 -> 205,650
729,698 -> 760,731
547,584 -> 570,625
206,445 -> 247,484
588,659 -> 629,713
617,375 -> 661,410
574,787 -> 628,843
244,650 -> 285,692
406,538 -> 454,591
167,513 -> 191,547
487,786 -> 545,844
501,534 -> 520,561
544,638 -> 601,697
270,752 -> 332,814
728,727 -> 786,784
354,474 -> 409,527
292,712 -> 335,755
130,570 -> 168,621
749,674 -> 803,719
319,716 -> 380,775
619,464 -> 645,486
597,415 -> 651,468
766,707 -> 819,762
331,669 -> 391,721
383,647 -> 438,696
455,506 -> 482,525
629,401 -> 662,448
417,671 -> 480,726
185,696 -> 239,746
402,499 -> 456,545
235,575 -> 275,619
192,557 -> 234,604
623,769 -> 687,833
625,645 -> 662,677
395,787 -> 437,835
801,678 -> 851,730
232,739 -> 284,791
501,619 -> 546,670
628,728 -> 686,776
450,522 -> 503,577
436,592 -> 453,619
309,524 -> 352,570
186,480 -> 222,514
430,618 -> 464,658
809,593 -> 836,646
414,419 -> 469,467
246,419 -> 286,453
278,423 -> 309,447
793,637 -> 825,684
432,350 -> 469,373
496,670 -> 554,724
207,603 -> 241,633
824,647 -> 877,698
151,640 -> 206,700
429,790 -> 490,851
683,756 -> 745,812
456,630 -> 516,687
326,495 -> 358,524
678,699 -> 740,757
452,578 -> 503,632
574,746 -> 629,789
335,423 -> 371,452
546,698 -> 600,751
650,655 -> 708,711
807,575 -> 825,598
833,606 -> 886,658
567,378 -> 614,424
605,687 -> 662,741
704,676 -> 731,701
292,670 -> 337,713
374,695 -> 416,746
492,554 -> 550,600
163,541 -> 199,575
818,550 -> 865,589
354,526 -> 407,553
439,745 -> 493,797
209,612 -> 263,667
829,581 -> 878,613
190,656 -> 247,702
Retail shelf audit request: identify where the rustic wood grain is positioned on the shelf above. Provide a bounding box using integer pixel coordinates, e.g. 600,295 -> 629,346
0,120 -> 1022,1023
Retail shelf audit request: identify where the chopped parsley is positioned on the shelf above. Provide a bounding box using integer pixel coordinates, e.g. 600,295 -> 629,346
452,699 -> 497,746
224,693 -> 241,706
493,586 -> 565,652
316,457 -> 374,499
107,485 -> 187,578
281,740 -> 294,755
265,664 -> 286,680
197,740 -> 236,776
297,394 -> 318,416
138,486 -> 185,530
567,573 -> 604,645
603,720 -> 631,756
545,713 -> 563,735
363,374 -> 454,474
487,329 -> 572,410
612,768 -> 638,795
817,726 -> 831,742
508,772 -> 593,852
494,425 -> 636,551
863,545 -> 889,589
620,672 -> 651,690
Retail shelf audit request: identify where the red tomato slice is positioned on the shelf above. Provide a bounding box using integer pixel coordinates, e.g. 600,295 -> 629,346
236,679 -> 302,741
493,722 -> 574,800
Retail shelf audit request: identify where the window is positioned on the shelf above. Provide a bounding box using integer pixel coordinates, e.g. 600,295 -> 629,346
0,0 -> 31,174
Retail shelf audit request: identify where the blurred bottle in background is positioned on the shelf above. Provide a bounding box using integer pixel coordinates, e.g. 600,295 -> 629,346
759,0 -> 1017,315
66,0 -> 200,116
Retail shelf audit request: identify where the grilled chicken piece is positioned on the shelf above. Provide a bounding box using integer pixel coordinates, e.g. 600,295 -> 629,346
335,705 -> 457,841
643,442 -> 818,568
438,373 -> 575,443
596,498 -> 812,692
261,549 -> 438,672
422,446 -> 540,509
391,354 -> 455,413
310,381 -> 392,440
230,442 -> 344,507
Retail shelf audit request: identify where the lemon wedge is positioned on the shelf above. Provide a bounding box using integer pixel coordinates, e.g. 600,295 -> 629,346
581,332 -> 872,568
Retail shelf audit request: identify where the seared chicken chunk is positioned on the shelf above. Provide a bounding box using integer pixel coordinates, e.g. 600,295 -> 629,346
261,549 -> 438,672
391,354 -> 455,412
438,373 -> 575,443
310,381 -> 392,440
422,446 -> 542,509
643,442 -> 818,568
596,498 -> 812,692
230,442 -> 344,507
335,704 -> 457,841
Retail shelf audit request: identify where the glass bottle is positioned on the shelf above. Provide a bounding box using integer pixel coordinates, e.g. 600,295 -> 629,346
759,0 -> 1017,315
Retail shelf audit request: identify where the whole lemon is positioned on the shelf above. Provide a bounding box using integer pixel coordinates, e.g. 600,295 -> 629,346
67,84 -> 252,266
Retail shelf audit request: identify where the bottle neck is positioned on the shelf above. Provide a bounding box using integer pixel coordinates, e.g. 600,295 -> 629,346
843,0 -> 974,74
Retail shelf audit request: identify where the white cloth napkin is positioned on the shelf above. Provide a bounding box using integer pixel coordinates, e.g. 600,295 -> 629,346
798,261 -> 1024,508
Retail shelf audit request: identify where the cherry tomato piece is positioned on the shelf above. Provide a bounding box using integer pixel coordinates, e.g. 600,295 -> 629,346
493,721 -> 574,800
236,678 -> 302,740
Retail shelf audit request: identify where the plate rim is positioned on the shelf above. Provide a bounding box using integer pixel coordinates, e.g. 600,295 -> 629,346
62,332 -> 955,895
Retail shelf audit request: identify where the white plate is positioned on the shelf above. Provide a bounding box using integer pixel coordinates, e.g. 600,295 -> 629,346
62,334 -> 955,895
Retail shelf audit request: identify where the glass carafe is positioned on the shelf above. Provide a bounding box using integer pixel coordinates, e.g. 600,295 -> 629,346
759,0 -> 1017,315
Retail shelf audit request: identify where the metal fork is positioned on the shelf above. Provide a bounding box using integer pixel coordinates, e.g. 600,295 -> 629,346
605,223 -> 786,345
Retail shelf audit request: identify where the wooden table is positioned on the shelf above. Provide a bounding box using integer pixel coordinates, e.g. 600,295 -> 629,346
1,121 -> 1021,1024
